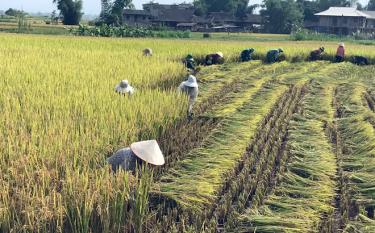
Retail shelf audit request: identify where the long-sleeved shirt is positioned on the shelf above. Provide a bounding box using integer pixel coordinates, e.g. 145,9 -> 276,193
336,46 -> 345,58
107,147 -> 139,172
178,83 -> 199,103
266,50 -> 280,63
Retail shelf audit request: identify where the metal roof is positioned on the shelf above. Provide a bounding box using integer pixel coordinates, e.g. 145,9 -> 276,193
315,7 -> 369,17
362,11 -> 375,19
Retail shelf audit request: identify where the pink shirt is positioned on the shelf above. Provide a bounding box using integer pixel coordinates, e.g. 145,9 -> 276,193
336,46 -> 345,57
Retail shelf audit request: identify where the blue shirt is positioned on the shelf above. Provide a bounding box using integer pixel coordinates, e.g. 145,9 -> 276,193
107,147 -> 139,172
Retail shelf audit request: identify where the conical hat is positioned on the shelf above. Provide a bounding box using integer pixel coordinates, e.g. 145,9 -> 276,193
131,140 -> 165,166
216,52 -> 224,58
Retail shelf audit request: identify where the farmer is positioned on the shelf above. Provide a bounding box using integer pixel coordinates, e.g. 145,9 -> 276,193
205,52 -> 224,66
107,140 -> 165,173
310,47 -> 325,61
266,48 -> 283,64
178,74 -> 199,120
240,48 -> 255,62
184,54 -> 196,71
115,80 -> 134,95
335,43 -> 345,63
143,48 -> 153,56
353,55 -> 369,65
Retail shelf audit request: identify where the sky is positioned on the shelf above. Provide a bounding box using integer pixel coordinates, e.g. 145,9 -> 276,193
0,0 -> 370,15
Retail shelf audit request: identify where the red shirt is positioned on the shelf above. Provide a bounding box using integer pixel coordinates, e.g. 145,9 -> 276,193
336,46 -> 345,57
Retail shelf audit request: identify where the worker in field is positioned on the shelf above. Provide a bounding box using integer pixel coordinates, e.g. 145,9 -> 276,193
335,43 -> 345,62
143,48 -> 153,56
352,56 -> 369,65
240,48 -> 255,62
310,47 -> 325,61
266,48 -> 283,64
205,52 -> 224,66
184,54 -> 196,71
178,74 -> 199,121
107,140 -> 165,173
115,80 -> 134,95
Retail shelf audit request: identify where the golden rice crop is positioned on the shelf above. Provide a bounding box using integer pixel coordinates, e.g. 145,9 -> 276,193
1,33 -> 375,232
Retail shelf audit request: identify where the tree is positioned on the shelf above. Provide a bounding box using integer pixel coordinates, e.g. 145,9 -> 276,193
261,0 -> 303,34
193,0 -> 256,16
368,0 -> 375,10
297,0 -> 319,22
100,0 -> 134,25
53,0 -> 83,25
5,8 -> 25,17
317,0 -> 350,11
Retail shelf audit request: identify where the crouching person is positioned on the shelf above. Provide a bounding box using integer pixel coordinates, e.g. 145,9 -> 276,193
205,52 -> 224,66
335,43 -> 345,63
115,80 -> 135,96
310,47 -> 325,61
143,48 -> 153,56
184,54 -> 196,71
107,140 -> 165,173
266,48 -> 283,64
178,74 -> 199,121
352,56 -> 369,65
240,48 -> 255,62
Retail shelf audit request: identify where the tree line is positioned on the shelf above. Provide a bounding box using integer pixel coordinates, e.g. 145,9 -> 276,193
16,0 -> 375,33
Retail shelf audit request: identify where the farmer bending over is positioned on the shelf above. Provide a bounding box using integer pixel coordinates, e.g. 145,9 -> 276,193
266,48 -> 283,64
310,47 -> 325,61
240,48 -> 255,62
353,56 -> 369,65
205,52 -> 224,66
179,74 -> 199,121
336,43 -> 345,63
115,80 -> 134,95
184,54 -> 196,71
107,140 -> 165,173
143,48 -> 153,56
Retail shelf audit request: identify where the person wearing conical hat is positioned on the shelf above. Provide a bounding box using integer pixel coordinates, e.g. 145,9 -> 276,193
240,48 -> 255,62
266,48 -> 283,64
205,52 -> 224,66
310,47 -> 325,61
184,54 -> 196,71
107,140 -> 165,172
335,42 -> 345,63
143,48 -> 153,56
115,80 -> 134,95
178,74 -> 199,120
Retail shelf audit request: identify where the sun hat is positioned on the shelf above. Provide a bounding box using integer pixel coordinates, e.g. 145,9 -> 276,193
183,75 -> 198,88
278,48 -> 284,53
115,80 -> 134,94
339,42 -> 345,47
143,48 -> 153,55
320,47 -> 325,52
186,54 -> 194,60
216,52 -> 224,58
131,140 -> 165,166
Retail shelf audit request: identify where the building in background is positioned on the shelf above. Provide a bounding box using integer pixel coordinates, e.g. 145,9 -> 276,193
314,7 -> 375,35
123,3 -> 262,32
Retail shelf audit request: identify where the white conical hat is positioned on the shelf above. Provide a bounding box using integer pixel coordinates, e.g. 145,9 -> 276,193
131,140 -> 165,166
216,52 -> 224,58
115,80 -> 134,94
183,75 -> 198,88
339,42 -> 345,47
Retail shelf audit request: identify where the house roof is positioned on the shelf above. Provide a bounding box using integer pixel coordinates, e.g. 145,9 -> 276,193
315,7 -> 368,17
362,11 -> 375,19
123,10 -> 151,16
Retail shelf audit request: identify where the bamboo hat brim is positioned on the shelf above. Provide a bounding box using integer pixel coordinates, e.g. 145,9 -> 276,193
131,140 -> 165,166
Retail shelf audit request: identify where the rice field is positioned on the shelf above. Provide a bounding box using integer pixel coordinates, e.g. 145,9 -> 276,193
0,33 -> 375,232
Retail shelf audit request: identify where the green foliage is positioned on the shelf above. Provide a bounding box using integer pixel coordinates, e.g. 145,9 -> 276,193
368,0 -> 375,10
53,0 -> 83,25
100,0 -> 134,26
70,24 -> 191,38
5,8 -> 25,17
193,0 -> 258,17
261,0 -> 304,34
